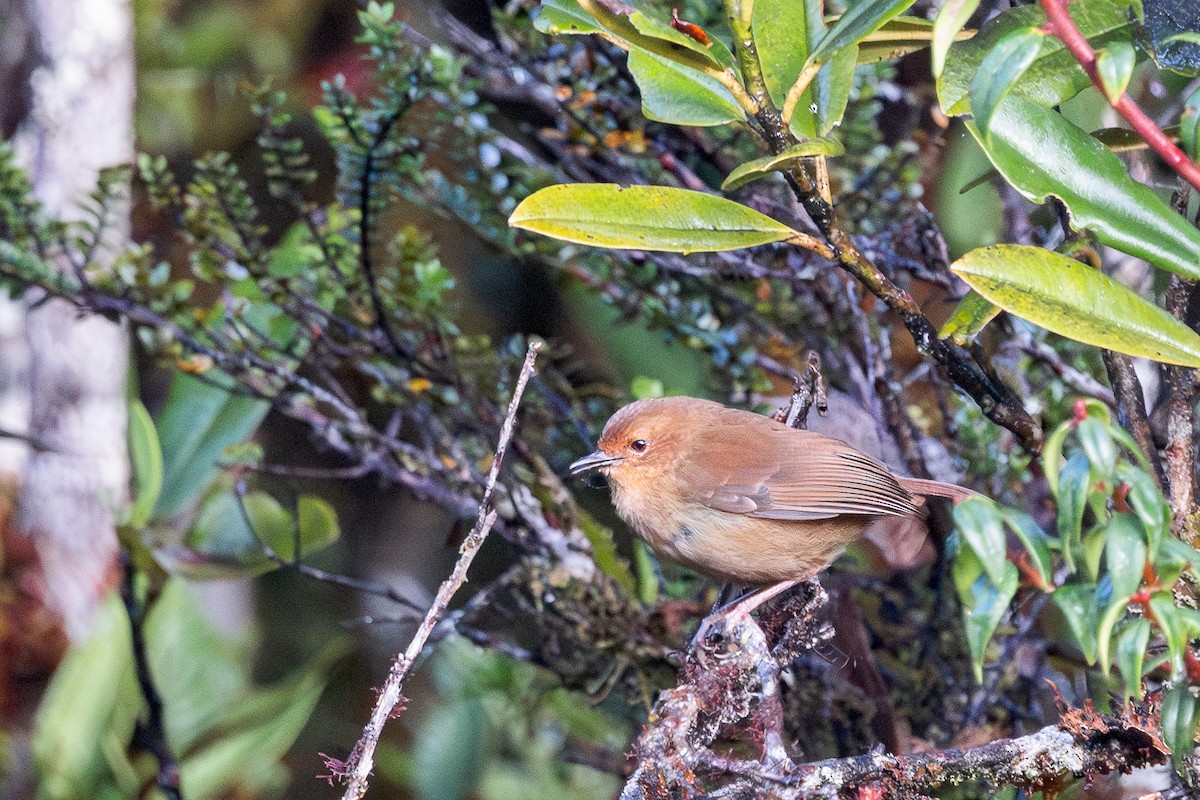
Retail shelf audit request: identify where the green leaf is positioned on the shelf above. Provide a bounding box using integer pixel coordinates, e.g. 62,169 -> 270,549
1002,509 -> 1054,589
1151,591 -> 1188,678
1159,538 -> 1200,589
809,0 -> 917,66
1183,86 -> 1200,162
1042,418 -> 1072,497
1082,525 -> 1108,581
721,139 -> 846,191
1162,684 -> 1200,768
1056,451 -> 1091,573
1095,41 -> 1135,100
1106,514 -> 1148,600
1114,466 -> 1167,558
1077,416 -> 1118,480
534,0 -> 603,34
1096,590 -> 1129,677
953,496 -> 1010,586
952,245 -> 1200,366
939,290 -> 1001,344
1054,582 -> 1100,663
1116,617 -> 1150,697
510,184 -> 798,253
627,2 -> 732,70
413,698 -> 487,800
856,16 -> 945,64
932,0 -> 982,77
627,48 -> 744,126
964,562 -> 1019,682
938,0 -> 1135,115
154,374 -> 269,519
971,97 -> 1200,281
969,26 -> 1045,140
815,46 -> 859,135
949,531 -> 985,606
753,0 -> 822,128
127,399 -> 164,529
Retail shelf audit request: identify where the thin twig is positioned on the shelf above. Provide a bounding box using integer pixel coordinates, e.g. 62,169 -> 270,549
339,341 -> 541,800
1040,0 -> 1200,193
121,552 -> 182,800
1103,350 -> 1167,489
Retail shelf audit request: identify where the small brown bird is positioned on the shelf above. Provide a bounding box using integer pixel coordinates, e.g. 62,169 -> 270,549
570,396 -> 975,617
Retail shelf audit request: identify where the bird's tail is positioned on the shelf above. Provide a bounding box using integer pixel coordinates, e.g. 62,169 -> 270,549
897,477 -> 980,504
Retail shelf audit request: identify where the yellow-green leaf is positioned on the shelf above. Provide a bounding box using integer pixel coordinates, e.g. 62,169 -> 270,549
721,139 -> 845,190
952,244 -> 1200,367
510,184 -> 799,253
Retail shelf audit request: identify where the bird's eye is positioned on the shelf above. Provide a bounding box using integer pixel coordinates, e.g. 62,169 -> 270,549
630,439 -> 648,453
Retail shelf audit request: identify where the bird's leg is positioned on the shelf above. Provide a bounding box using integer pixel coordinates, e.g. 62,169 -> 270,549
694,578 -> 805,647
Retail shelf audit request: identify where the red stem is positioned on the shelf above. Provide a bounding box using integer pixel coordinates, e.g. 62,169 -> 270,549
1039,0 -> 1200,193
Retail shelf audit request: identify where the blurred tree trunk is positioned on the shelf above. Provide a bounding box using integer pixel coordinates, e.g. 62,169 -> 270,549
7,0 -> 133,640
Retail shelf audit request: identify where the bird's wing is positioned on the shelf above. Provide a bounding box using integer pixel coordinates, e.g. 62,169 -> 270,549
681,421 -> 921,521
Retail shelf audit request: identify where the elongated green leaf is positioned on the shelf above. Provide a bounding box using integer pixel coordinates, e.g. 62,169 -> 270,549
969,27 -> 1044,140
1115,464 -> 1169,558
815,46 -> 859,135
1056,451 -> 1090,572
1002,510 -> 1054,589
1105,513 -> 1147,599
938,0 -> 1134,115
1054,582 -> 1100,663
939,293 -> 1000,344
534,0 -> 602,33
1183,86 -> 1200,162
510,184 -> 798,253
1162,684 -> 1200,767
952,245 -> 1200,366
753,0 -> 821,134
128,399 -> 164,529
809,0 -> 917,65
1095,41 -> 1135,100
964,562 -> 1018,682
932,0 -> 982,77
626,3 -> 737,71
154,374 -> 269,519
954,497 -> 1010,586
721,139 -> 845,191
949,531 -> 985,606
1151,591 -> 1188,677
856,16 -> 948,64
1077,416 -> 1118,480
627,48 -> 743,126
973,97 -> 1200,280
1096,592 -> 1129,677
1042,418 -> 1072,497
1116,617 -> 1150,697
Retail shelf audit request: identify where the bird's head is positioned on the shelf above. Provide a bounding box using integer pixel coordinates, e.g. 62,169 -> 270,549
568,396 -> 706,481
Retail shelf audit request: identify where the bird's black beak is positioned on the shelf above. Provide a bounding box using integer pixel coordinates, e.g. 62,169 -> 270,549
569,450 -> 622,475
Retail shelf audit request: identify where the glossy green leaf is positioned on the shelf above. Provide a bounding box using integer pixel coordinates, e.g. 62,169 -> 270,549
627,48 -> 744,126
952,245 -> 1200,366
856,16 -> 947,64
949,531 -> 985,606
932,0 -> 982,77
1056,451 -> 1090,572
510,184 -> 798,253
154,374 -> 269,519
1002,509 -> 1054,588
753,0 -> 822,134
1042,418 -> 1072,497
533,0 -> 602,34
127,399 -> 164,529
815,46 -> 859,135
1162,684 -> 1200,767
809,0 -> 917,66
1095,41 -> 1135,100
1054,582 -> 1099,664
939,290 -> 1001,344
972,97 -> 1200,281
1183,86 -> 1200,162
1077,416 -> 1118,480
721,139 -> 846,191
969,26 -> 1044,140
627,2 -> 734,70
1096,590 -> 1130,677
1082,525 -> 1107,582
1115,464 -> 1169,558
1159,539 -> 1200,590
938,0 -> 1134,115
954,496 -> 1010,586
1105,513 -> 1147,600
1116,617 -> 1150,697
1151,591 -> 1188,678
964,562 -> 1019,682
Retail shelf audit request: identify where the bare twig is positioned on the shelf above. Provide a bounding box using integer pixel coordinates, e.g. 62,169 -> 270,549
1164,273 -> 1199,542
1103,350 -> 1167,489
773,352 -> 826,430
338,341 -> 541,800
121,552 -> 182,800
1040,0 -> 1200,193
